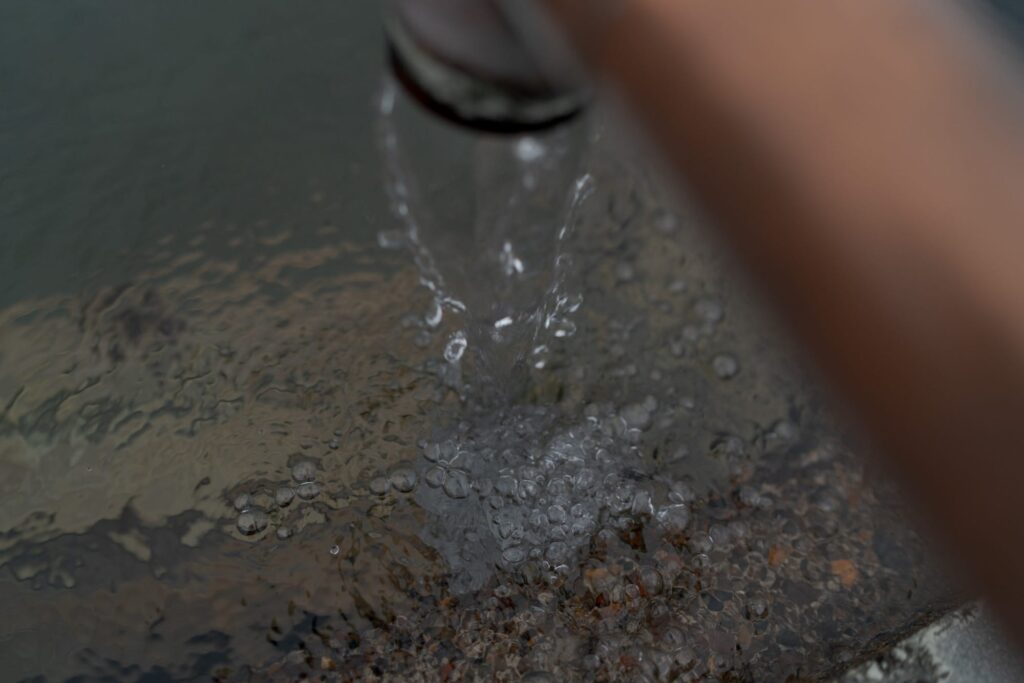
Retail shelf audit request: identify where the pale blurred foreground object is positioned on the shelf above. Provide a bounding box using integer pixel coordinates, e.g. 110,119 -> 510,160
390,0 -> 1024,645
541,0 -> 1024,644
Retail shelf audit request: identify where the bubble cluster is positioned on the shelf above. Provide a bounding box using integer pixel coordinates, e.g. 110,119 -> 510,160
233,456 -> 329,539
414,404 -> 693,590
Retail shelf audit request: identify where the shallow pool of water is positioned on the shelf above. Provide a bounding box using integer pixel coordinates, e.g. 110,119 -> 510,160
0,2 -> 968,681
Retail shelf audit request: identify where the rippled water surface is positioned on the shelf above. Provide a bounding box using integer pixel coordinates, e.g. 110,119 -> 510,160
1,2 -> 967,681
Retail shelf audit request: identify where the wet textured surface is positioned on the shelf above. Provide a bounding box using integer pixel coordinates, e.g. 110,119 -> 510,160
0,2 -> 996,681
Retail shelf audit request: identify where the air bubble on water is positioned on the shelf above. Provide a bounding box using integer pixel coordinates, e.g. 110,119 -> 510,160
620,403 -> 653,431
545,541 -> 570,564
771,419 -> 798,441
669,335 -> 686,358
233,493 -> 251,511
519,479 -> 540,500
425,466 -> 446,488
631,489 -> 654,516
444,331 -> 468,364
695,297 -> 724,323
639,567 -> 664,595
547,505 -> 567,525
531,345 -> 551,369
502,546 -> 526,564
668,481 -> 696,504
738,485 -> 762,508
653,208 -> 678,233
495,475 -> 517,496
422,442 -> 441,462
329,544 -> 340,556
389,468 -> 417,493
296,481 -> 320,500
369,476 -> 390,496
656,503 -> 691,533
712,353 -> 739,379
275,486 -> 295,508
291,461 -> 317,483
443,470 -> 470,499
668,279 -> 687,294
237,509 -> 269,536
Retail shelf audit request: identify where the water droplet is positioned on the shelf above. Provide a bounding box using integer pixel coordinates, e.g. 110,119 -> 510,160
390,468 -> 417,493
500,241 -> 525,276
328,437 -> 340,450
291,461 -> 317,483
276,526 -> 292,540
444,331 -> 467,364
712,353 -> 739,379
616,262 -> 635,282
296,481 -> 320,500
443,470 -> 470,499
425,299 -> 443,328
275,486 -> 295,508
515,137 -> 546,163
548,317 -> 577,338
560,292 -> 583,313
329,544 -> 340,556
369,476 -> 390,496
237,509 -> 269,536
